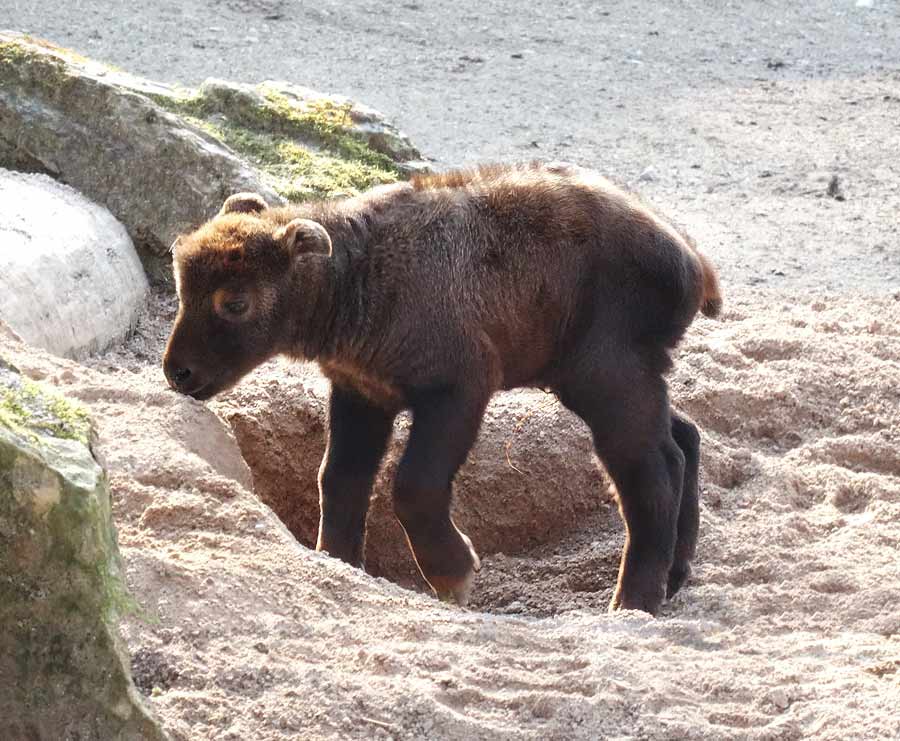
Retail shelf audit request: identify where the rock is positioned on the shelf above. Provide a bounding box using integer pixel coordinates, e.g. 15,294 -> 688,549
0,33 -> 281,282
827,174 -> 846,201
637,165 -> 657,183
769,687 -> 790,710
0,169 -> 149,359
180,77 -> 430,179
212,362 -> 609,589
0,34 -> 428,281
0,360 -> 167,741
0,318 -> 22,342
260,80 -> 428,169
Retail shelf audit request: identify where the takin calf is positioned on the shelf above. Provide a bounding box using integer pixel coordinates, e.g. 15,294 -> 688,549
163,162 -> 722,615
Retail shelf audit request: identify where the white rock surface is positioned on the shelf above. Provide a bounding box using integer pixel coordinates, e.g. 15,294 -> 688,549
0,169 -> 148,358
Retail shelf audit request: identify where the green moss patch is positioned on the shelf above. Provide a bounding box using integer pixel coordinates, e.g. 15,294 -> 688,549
0,41 -> 35,65
0,366 -> 91,447
0,36 -> 92,67
150,83 -> 399,201
259,88 -> 396,169
0,40 -> 72,92
195,115 -> 397,200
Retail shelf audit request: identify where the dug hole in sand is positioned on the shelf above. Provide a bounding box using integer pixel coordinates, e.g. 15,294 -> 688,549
3,285 -> 898,741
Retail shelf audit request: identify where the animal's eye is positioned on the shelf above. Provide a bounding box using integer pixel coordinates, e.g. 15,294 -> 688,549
213,289 -> 251,320
223,299 -> 248,315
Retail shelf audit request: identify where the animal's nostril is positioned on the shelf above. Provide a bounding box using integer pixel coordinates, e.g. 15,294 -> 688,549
172,367 -> 192,386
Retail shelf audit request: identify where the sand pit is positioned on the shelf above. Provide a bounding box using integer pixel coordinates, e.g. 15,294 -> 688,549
2,286 -> 897,740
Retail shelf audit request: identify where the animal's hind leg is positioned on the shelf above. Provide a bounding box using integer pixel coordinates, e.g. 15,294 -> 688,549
557,358 -> 684,615
607,432 -> 685,614
668,411 -> 701,598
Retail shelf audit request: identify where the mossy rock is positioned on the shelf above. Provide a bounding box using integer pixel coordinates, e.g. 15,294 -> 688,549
0,32 -> 428,282
0,361 -> 167,740
151,80 -> 401,202
149,78 -> 428,201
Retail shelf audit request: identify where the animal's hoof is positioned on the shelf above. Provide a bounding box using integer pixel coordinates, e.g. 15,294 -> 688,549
666,564 -> 691,599
435,567 -> 478,607
609,587 -> 663,616
414,524 -> 480,606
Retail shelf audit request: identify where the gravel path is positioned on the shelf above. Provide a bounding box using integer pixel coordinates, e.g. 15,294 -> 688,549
10,0 -> 900,292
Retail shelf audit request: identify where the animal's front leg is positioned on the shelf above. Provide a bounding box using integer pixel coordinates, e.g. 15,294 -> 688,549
317,384 -> 396,567
392,386 -> 489,606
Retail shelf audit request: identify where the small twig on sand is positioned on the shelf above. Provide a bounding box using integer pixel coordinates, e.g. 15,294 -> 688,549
360,716 -> 395,731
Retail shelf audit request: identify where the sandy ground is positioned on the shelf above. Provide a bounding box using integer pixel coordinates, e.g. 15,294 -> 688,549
4,2 -> 900,739
3,288 -> 898,741
9,0 -> 900,293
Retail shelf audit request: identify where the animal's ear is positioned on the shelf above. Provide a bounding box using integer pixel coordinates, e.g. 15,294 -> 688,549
219,192 -> 269,216
274,218 -> 333,258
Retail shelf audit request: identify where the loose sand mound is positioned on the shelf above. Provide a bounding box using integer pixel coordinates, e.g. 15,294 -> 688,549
3,288 -> 898,741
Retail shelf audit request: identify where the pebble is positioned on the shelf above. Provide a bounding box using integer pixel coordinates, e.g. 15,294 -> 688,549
770,688 -> 790,710
827,175 -> 846,201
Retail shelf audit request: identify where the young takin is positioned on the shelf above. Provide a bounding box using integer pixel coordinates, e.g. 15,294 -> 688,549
163,162 -> 722,615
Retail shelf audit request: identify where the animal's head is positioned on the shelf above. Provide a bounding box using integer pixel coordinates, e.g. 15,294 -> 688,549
163,193 -> 332,400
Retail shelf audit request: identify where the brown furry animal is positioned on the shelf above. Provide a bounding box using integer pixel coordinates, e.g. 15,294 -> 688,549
164,161 -> 722,614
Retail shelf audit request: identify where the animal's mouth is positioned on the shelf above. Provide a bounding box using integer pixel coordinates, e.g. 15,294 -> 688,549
165,359 -> 259,401
180,373 -> 243,401
185,382 -> 216,401
172,379 -> 217,401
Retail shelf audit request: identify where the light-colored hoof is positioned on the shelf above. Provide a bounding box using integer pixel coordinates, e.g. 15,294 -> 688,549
430,525 -> 480,607
436,567 -> 478,607
455,531 -> 480,605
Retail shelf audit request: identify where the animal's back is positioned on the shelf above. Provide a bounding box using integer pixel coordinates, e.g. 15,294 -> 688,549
329,162 -> 720,386
403,162 -> 718,345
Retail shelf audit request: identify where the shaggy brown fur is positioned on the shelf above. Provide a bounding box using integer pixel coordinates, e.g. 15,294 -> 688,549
164,162 -> 722,614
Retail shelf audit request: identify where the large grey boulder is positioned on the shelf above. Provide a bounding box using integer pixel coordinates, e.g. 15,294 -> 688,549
0,33 -> 427,281
0,360 -> 167,740
0,169 -> 149,359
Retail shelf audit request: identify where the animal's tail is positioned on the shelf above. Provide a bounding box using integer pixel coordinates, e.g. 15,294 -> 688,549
696,250 -> 723,318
